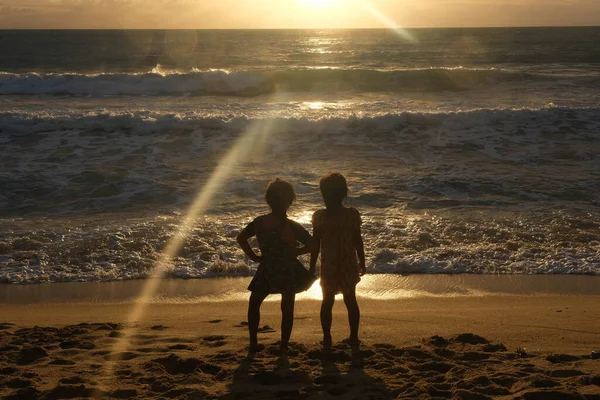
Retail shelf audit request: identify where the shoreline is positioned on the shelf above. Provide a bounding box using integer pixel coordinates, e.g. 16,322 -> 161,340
1,274 -> 599,305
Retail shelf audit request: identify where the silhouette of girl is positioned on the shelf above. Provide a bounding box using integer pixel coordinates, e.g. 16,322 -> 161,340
310,173 -> 366,348
237,178 -> 316,355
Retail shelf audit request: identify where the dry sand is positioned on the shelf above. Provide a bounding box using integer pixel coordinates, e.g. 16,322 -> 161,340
1,290 -> 599,399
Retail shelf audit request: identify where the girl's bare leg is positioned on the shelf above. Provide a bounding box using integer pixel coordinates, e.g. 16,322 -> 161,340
343,286 -> 360,346
320,289 -> 336,348
248,291 -> 269,353
280,291 -> 296,351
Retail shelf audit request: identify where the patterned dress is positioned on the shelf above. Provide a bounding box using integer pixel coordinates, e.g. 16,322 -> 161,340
243,214 -> 315,294
312,207 -> 362,294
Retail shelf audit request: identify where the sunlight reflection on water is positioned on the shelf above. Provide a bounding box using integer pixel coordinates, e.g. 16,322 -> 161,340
2,275 -> 599,306
291,209 -> 314,225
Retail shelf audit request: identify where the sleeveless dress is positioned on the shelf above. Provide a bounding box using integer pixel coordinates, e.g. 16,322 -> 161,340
312,207 -> 362,294
243,214 -> 316,294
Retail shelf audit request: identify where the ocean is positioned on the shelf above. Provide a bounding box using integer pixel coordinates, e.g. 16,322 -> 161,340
1,27 -> 599,284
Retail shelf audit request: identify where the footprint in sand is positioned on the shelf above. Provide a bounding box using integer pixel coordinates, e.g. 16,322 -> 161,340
151,325 -> 168,331
17,346 -> 48,365
48,358 -> 76,366
1,344 -> 20,353
150,379 -> 174,393
549,369 -> 585,378
152,354 -> 222,376
59,376 -> 86,384
58,340 -> 80,349
168,344 -> 195,351
545,354 -> 580,363
258,325 -> 276,333
7,387 -> 41,399
94,323 -> 121,331
5,378 -> 31,389
132,333 -> 160,340
0,322 -> 15,330
202,335 -> 228,348
43,385 -> 100,399
136,347 -> 168,354
114,368 -> 135,377
104,351 -> 139,361
157,337 -> 197,347
111,388 -> 138,399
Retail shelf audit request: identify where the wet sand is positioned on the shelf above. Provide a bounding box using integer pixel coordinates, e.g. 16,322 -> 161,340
1,277 -> 599,399
2,274 -> 600,304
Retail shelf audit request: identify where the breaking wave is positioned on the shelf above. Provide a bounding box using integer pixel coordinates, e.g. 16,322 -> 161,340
0,67 -> 566,96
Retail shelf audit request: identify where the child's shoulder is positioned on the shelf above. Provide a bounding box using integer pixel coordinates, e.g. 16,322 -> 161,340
345,206 -> 361,215
249,214 -> 268,223
345,207 -> 362,225
287,218 -> 305,230
311,208 -> 327,224
311,207 -> 361,224
247,214 -> 272,228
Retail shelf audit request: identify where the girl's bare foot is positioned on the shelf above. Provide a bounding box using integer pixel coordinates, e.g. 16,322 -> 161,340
322,334 -> 332,349
247,342 -> 261,359
279,342 -> 289,356
343,336 -> 361,348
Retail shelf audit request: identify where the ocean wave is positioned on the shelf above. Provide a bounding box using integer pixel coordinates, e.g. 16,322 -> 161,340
0,67 -> 555,96
2,105 -> 599,135
1,210 -> 599,284
0,68 -> 273,97
1,106 -> 599,217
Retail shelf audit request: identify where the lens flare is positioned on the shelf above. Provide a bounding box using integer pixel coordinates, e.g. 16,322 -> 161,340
95,117 -> 278,392
357,0 -> 415,42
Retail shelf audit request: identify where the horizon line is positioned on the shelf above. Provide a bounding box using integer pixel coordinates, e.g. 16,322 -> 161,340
1,24 -> 600,31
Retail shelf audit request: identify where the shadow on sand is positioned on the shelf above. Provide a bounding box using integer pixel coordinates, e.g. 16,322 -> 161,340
224,342 -> 391,399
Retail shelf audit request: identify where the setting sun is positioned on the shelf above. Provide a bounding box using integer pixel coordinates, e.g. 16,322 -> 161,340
298,0 -> 340,8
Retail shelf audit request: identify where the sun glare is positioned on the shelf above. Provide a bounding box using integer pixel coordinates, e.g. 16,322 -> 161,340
298,0 -> 338,8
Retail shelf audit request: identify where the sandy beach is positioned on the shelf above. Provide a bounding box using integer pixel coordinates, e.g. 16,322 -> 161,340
1,276 -> 599,399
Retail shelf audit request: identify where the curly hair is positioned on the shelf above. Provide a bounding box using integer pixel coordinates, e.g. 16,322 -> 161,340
265,178 -> 296,212
319,172 -> 348,210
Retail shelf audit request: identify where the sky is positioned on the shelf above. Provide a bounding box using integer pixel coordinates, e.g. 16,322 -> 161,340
1,0 -> 599,29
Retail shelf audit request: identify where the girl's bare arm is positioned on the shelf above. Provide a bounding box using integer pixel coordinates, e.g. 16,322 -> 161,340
355,226 -> 366,276
309,238 -> 320,274
236,230 -> 262,263
293,223 -> 317,257
309,223 -> 321,274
